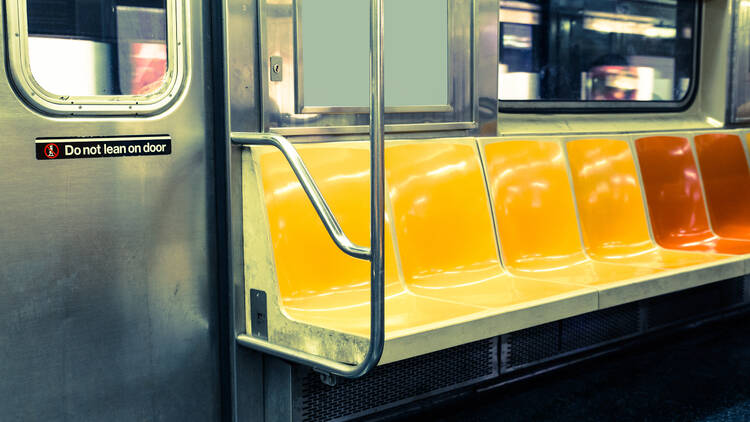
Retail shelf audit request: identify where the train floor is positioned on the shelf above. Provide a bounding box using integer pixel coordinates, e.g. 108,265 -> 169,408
391,310 -> 750,422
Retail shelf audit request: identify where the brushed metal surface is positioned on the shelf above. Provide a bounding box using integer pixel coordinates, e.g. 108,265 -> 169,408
232,0 -> 387,377
226,0 -> 261,134
224,1 -> 266,420
0,0 -> 220,420
257,0 -> 493,136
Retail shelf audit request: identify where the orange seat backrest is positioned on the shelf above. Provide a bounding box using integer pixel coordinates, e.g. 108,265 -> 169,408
694,133 -> 750,237
635,136 -> 713,248
566,139 -> 654,257
484,140 -> 587,271
386,141 -> 502,286
259,143 -> 401,302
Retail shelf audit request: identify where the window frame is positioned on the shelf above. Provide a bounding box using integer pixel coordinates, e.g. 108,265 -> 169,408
260,0 -> 478,136
498,1 -> 701,114
4,0 -> 187,116
729,0 -> 750,123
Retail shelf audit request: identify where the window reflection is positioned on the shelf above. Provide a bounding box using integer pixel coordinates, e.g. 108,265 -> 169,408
26,0 -> 167,97
498,0 -> 695,103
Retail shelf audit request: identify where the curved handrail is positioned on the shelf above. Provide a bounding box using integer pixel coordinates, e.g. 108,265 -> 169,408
231,133 -> 370,260
233,0 -> 385,379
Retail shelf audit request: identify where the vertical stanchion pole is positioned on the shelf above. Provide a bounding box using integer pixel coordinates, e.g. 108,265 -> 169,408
368,0 -> 386,373
233,0 -> 386,378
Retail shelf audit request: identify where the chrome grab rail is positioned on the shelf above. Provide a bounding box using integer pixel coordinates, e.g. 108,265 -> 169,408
233,0 -> 385,379
231,133 -> 370,260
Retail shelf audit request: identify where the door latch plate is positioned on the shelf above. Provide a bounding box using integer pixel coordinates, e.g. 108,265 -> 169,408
270,56 -> 283,82
250,289 -> 268,340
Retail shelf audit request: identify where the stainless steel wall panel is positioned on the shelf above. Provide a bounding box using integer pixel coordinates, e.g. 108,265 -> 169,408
224,0 -> 266,420
255,0 -> 496,137
227,0 -> 261,134
0,0 -> 221,420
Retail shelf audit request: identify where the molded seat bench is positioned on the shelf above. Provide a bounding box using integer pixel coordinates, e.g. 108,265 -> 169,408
258,143 -> 486,339
483,138 -> 746,307
386,139 -> 595,308
694,133 -> 750,239
483,139 -> 658,283
566,138 -> 729,268
245,140 -> 598,364
241,135 -> 748,364
636,135 -> 750,254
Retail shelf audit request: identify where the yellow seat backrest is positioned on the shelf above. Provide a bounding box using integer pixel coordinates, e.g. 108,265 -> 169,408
484,140 -> 587,271
258,143 -> 402,304
386,140 -> 502,286
566,139 -> 654,258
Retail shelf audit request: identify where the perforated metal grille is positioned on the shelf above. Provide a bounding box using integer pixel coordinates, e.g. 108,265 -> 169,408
503,279 -> 749,373
299,338 -> 497,422
504,322 -> 559,370
742,278 -> 747,302
646,277 -> 746,329
561,303 -> 640,352
295,278 -> 749,420
503,303 -> 641,372
723,277 -> 745,306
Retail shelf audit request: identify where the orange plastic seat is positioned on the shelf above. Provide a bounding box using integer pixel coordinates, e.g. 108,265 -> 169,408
386,140 -> 594,308
566,138 -> 727,268
694,133 -> 750,239
483,140 -> 660,287
259,143 -> 485,337
635,136 -> 750,254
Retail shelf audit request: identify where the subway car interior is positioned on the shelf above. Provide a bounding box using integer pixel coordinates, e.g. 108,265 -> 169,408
2,0 -> 750,420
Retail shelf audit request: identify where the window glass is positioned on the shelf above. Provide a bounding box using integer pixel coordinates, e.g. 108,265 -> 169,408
498,0 -> 696,104
300,0 -> 449,108
26,0 -> 167,96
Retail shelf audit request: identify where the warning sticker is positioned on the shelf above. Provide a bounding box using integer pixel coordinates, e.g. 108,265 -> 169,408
36,136 -> 171,160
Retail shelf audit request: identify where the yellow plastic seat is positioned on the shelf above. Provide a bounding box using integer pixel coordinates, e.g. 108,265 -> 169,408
483,139 -> 661,286
566,138 -> 728,269
386,140 -> 594,309
259,142 -> 486,338
246,137 -> 745,363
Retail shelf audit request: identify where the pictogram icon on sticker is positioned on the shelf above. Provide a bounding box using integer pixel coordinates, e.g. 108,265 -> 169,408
44,143 -> 59,159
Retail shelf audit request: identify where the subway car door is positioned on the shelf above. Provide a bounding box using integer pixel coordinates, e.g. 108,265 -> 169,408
0,0 -> 222,420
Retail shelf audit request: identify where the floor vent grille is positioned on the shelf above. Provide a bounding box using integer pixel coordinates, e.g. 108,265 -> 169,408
299,338 -> 497,422
293,277 -> 749,421
502,278 -> 748,373
501,302 -> 639,373
645,277 -> 745,329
